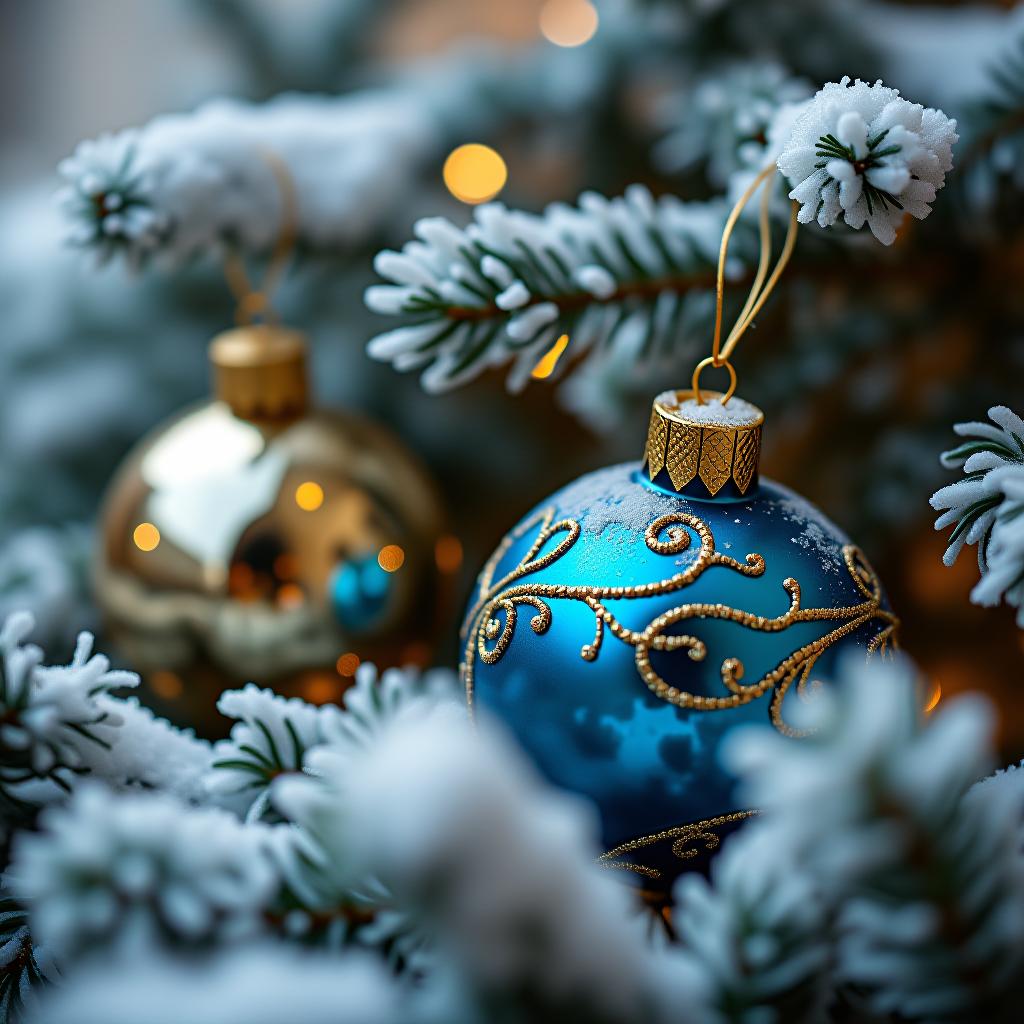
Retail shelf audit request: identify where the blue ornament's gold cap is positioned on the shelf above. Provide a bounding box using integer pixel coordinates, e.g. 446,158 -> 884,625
643,389 -> 764,499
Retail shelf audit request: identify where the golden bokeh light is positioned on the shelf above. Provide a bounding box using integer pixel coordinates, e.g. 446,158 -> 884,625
539,0 -> 599,47
302,673 -> 338,705
133,522 -> 161,552
443,143 -> 508,205
532,333 -> 570,379
378,544 -> 406,573
277,583 -> 305,609
924,680 -> 942,714
295,481 -> 324,511
435,534 -> 464,573
150,670 -> 183,700
336,652 -> 361,677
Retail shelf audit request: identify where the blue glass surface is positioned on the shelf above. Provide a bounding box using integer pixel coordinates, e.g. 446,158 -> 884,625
330,555 -> 393,631
462,462 -> 895,879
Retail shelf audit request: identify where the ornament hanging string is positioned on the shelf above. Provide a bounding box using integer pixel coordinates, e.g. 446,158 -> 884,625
222,150 -> 299,325
692,166 -> 800,404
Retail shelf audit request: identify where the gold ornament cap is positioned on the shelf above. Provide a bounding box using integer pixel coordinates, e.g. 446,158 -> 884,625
209,324 -> 308,422
642,389 -> 764,499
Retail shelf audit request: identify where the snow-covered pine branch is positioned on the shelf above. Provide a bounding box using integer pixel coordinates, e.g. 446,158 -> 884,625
0,613 -> 212,822
724,654 -> 1024,1021
957,18 -> 1024,228
673,823 -> 831,1024
30,944 -> 408,1024
0,888 -> 57,1023
55,36 -> 625,268
9,785 -> 279,959
654,60 -> 812,188
365,188 -> 733,393
58,93 -> 438,266
931,406 -> 1024,625
0,613 -> 137,817
281,703 -> 705,1023
777,76 -> 959,245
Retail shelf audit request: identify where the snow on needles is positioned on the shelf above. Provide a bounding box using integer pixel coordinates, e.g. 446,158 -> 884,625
58,94 -> 435,265
931,405 -> 1024,624
777,77 -> 958,244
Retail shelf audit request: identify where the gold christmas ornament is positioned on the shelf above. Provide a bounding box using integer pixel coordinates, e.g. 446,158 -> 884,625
96,323 -> 449,729
97,154 -> 451,728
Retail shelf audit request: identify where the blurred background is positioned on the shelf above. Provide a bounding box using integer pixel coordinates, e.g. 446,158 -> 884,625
0,0 -> 1022,756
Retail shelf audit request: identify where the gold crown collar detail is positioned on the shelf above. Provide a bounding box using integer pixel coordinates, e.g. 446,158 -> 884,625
643,389 -> 764,498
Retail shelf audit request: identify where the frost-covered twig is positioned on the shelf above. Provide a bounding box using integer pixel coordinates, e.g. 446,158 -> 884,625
55,36 -> 626,269
0,613 -> 137,816
29,943 -> 409,1024
725,655 -> 1024,1021
365,188 -> 731,393
0,888 -> 58,1022
955,16 -> 1024,225
654,61 -> 812,188
931,406 -> 1024,624
284,705 -> 706,1023
58,94 -> 437,266
674,823 -> 830,1024
9,785 -> 279,959
777,76 -> 958,244
205,684 -> 346,822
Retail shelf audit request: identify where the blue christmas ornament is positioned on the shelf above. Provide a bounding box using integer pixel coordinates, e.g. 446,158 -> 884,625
460,389 -> 899,898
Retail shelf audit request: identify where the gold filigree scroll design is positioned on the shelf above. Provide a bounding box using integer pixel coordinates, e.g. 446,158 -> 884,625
461,509 -> 900,736
598,811 -> 759,880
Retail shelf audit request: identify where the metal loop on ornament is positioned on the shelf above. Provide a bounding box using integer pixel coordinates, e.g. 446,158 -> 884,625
691,356 -> 737,405
222,149 -> 299,326
691,161 -> 799,405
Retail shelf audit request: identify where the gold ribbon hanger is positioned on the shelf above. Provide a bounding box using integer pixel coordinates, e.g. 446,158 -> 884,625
222,150 -> 299,324
692,165 -> 799,404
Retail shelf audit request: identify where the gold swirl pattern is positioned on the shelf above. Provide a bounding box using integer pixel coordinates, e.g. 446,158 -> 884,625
598,811 -> 760,880
461,508 -> 899,735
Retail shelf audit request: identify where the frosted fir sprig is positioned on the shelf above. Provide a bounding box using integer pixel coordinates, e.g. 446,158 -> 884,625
777,77 -> 958,244
365,188 -> 731,392
726,655 -> 1024,1021
0,890 -> 58,1023
674,823 -> 830,1024
10,785 -> 279,959
268,664 -> 458,911
84,697 -> 212,803
57,94 -> 436,265
0,613 -> 138,816
654,61 -> 812,188
971,761 -> 1024,852
56,133 -> 168,267
930,406 -> 1024,625
957,22 -> 1024,226
329,705 -> 705,1023
321,662 -> 459,755
206,685 -> 345,822
29,943 -> 409,1024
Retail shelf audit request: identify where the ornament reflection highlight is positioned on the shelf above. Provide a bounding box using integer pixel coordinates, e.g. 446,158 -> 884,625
532,334 -> 570,380
295,481 -> 324,511
133,523 -> 161,552
378,545 -> 405,573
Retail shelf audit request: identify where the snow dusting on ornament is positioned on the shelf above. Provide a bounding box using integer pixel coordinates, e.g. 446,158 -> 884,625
659,391 -> 762,427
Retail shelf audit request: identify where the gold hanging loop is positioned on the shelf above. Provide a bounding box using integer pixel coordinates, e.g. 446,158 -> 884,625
696,164 -> 800,405
691,355 -> 738,405
222,150 -> 299,325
